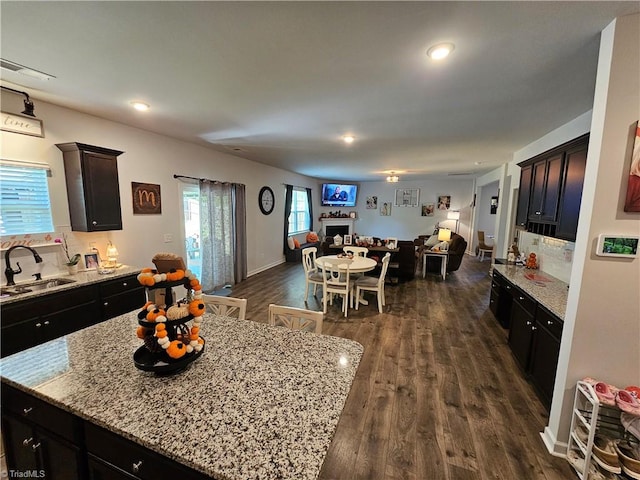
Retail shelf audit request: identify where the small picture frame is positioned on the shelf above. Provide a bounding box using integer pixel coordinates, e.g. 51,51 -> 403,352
595,234 -> 639,258
344,234 -> 353,245
349,211 -> 357,219
421,203 -> 435,216
380,202 -> 392,216
366,196 -> 378,209
84,253 -> 100,270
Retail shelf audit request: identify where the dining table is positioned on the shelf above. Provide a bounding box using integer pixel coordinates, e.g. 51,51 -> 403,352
315,254 -> 378,305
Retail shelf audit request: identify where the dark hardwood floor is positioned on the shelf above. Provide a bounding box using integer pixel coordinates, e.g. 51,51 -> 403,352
231,255 -> 575,480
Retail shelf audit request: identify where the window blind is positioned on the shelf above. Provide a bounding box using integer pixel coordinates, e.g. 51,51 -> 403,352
0,163 -> 54,235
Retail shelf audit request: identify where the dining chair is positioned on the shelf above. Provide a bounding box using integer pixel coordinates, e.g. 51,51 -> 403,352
302,246 -> 325,301
321,257 -> 353,317
355,252 -> 391,313
268,304 -> 324,334
477,231 -> 493,262
202,294 -> 248,320
343,246 -> 368,257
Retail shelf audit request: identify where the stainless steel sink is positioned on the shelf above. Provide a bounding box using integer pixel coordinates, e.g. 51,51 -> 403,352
1,277 -> 76,297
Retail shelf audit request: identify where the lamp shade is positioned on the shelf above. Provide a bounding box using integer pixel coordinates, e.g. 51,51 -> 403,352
447,211 -> 460,220
106,242 -> 119,260
438,228 -> 452,242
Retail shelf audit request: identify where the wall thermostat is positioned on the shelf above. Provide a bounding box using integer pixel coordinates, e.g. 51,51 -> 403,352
595,234 -> 639,258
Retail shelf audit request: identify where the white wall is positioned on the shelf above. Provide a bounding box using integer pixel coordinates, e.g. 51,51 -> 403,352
542,13 -> 640,454
0,98 -> 321,277
337,179 -> 475,244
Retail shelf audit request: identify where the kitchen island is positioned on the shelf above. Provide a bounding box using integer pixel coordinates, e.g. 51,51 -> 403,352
0,310 -> 364,479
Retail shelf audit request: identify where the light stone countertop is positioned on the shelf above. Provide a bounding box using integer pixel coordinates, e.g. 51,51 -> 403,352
0,265 -> 142,305
0,311 -> 364,480
492,264 -> 569,320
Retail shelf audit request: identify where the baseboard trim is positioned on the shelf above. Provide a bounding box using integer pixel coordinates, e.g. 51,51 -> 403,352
248,258 -> 285,277
540,427 -> 568,458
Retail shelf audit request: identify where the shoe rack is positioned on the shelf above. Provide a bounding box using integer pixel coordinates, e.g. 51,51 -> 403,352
567,380 -> 636,480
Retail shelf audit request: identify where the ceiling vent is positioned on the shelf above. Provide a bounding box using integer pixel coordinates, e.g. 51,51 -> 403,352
0,59 -> 55,80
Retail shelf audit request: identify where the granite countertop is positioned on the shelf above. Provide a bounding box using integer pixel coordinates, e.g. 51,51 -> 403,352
0,265 -> 142,305
492,264 -> 569,320
0,311 -> 364,480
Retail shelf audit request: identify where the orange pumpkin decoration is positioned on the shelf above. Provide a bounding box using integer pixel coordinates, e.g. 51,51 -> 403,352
189,278 -> 200,288
146,308 -> 166,322
136,326 -> 150,339
165,269 -> 185,282
188,300 -> 205,317
166,340 -> 187,359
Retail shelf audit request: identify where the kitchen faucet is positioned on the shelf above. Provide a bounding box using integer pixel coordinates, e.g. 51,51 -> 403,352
4,245 -> 43,286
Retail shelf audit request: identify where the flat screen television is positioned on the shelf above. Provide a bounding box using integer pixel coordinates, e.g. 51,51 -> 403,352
321,183 -> 358,207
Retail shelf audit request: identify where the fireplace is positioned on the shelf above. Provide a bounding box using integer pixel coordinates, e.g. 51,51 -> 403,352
320,218 -> 354,237
326,225 -> 350,237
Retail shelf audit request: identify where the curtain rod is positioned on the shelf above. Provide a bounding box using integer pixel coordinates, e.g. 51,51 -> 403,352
282,183 -> 312,189
173,174 -> 244,187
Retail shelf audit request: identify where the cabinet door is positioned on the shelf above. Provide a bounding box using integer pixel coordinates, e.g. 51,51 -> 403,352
1,317 -> 43,357
100,275 -> 146,320
2,414 -> 39,472
556,144 -> 587,241
508,298 -> 535,371
530,324 -> 561,409
82,151 -> 123,231
88,455 -> 139,480
36,429 -> 84,480
529,154 -> 564,222
516,164 -> 533,227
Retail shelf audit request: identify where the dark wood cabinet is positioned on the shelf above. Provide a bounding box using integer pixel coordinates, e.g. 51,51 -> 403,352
489,271 -> 513,328
1,276 -> 142,358
530,306 -> 563,409
516,134 -> 589,240
1,285 -> 100,358
516,164 -> 533,227
57,142 -> 124,232
85,423 -> 205,480
528,153 -> 564,223
2,384 -> 85,479
507,286 -> 536,371
556,143 -> 588,241
99,274 -> 146,320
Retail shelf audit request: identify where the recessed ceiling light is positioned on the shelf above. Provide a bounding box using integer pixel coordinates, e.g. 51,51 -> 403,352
131,101 -> 150,112
342,135 -> 355,144
427,43 -> 455,60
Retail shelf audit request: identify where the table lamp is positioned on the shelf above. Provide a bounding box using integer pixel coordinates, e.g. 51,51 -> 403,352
106,242 -> 119,267
447,211 -> 460,233
438,228 -> 452,242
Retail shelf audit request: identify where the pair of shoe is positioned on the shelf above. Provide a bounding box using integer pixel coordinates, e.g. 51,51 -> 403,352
574,425 -> 621,474
615,441 -> 640,479
567,449 -> 618,480
617,389 -> 640,416
583,377 -> 618,406
583,377 -> 640,415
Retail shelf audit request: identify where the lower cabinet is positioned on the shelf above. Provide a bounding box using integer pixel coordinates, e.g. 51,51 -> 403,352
1,384 -> 86,479
489,271 -> 513,328
530,306 -> 563,409
507,287 -> 537,371
499,275 -> 564,411
1,274 -> 145,358
2,383 -> 207,480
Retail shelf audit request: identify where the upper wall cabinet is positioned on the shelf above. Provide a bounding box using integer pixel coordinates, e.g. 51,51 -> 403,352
516,134 -> 589,242
56,142 -> 124,232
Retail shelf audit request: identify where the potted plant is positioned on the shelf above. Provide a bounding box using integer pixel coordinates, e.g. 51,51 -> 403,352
55,234 -> 81,274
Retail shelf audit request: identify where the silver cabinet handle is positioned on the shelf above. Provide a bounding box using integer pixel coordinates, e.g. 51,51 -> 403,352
23,407 -> 33,415
531,326 -> 537,331
547,320 -> 553,325
526,321 -> 532,326
123,282 -> 128,286
506,286 -> 511,290
44,321 -> 49,326
132,461 -> 143,473
92,221 -> 97,225
22,437 -> 33,447
519,296 -> 525,301
35,323 -> 42,328
31,442 -> 41,451
103,302 -> 109,306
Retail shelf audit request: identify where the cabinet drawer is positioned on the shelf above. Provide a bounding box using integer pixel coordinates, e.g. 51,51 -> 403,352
511,286 -> 536,314
102,289 -> 146,319
85,423 -> 205,480
536,306 -> 563,340
2,383 -> 82,444
99,275 -> 139,297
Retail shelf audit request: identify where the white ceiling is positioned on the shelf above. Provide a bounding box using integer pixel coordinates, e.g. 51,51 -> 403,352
1,2 -> 638,182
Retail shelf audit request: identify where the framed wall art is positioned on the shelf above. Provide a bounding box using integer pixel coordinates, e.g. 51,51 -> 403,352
1,111 -> 44,137
366,196 -> 378,209
624,120 -> 640,212
437,195 -> 451,210
395,188 -> 419,207
132,182 -> 162,214
380,202 -> 392,216
421,203 -> 435,216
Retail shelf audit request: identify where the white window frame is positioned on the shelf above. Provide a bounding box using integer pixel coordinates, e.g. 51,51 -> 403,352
288,187 -> 310,235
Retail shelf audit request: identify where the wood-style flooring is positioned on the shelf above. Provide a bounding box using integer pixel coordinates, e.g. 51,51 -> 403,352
230,255 -> 576,480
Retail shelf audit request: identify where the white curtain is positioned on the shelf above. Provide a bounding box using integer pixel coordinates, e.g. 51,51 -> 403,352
199,180 -> 236,292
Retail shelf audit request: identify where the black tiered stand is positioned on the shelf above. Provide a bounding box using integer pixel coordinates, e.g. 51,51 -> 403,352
133,279 -> 205,375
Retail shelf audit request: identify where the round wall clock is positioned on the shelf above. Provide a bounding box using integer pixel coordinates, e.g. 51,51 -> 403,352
258,186 -> 275,215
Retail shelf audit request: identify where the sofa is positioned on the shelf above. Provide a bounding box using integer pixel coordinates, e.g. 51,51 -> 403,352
285,241 -> 320,262
422,233 -> 467,273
